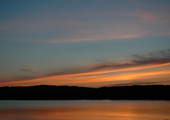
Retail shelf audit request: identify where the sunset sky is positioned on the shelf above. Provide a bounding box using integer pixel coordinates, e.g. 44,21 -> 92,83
0,0 -> 170,87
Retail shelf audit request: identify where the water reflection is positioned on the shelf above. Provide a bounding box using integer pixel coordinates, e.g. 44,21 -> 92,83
0,100 -> 170,120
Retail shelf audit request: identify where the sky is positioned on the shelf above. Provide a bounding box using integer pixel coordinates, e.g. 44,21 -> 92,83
0,0 -> 170,87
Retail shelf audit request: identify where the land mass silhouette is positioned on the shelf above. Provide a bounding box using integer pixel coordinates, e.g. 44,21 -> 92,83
0,85 -> 170,100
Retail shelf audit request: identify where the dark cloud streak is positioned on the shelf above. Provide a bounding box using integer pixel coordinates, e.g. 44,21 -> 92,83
105,81 -> 168,87
1,49 -> 170,85
45,49 -> 170,77
20,68 -> 42,76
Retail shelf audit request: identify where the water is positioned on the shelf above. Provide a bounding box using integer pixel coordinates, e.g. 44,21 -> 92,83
0,100 -> 170,120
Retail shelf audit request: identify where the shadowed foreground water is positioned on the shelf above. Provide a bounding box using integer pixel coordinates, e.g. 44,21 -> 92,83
0,100 -> 170,120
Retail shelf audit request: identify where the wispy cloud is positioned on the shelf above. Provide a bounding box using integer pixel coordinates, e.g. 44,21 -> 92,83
0,21 -> 151,43
128,0 -> 170,10
1,49 -> 170,86
1,8 -> 169,43
20,67 -> 42,76
32,49 -> 170,78
92,49 -> 170,71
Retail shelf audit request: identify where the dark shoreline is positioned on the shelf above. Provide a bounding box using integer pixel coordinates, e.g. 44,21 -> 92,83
0,85 -> 170,100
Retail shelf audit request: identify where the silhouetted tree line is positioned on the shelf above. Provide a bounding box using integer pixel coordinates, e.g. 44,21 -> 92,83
0,85 -> 170,100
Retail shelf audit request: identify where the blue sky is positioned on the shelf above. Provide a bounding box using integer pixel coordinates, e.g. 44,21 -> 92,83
0,0 -> 170,87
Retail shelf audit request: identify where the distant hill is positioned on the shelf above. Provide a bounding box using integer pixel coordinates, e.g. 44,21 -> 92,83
0,85 -> 170,100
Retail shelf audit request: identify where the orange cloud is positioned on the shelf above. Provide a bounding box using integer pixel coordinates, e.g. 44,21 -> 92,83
1,49 -> 170,86
138,12 -> 170,23
1,62 -> 170,87
140,12 -> 156,23
3,67 -> 170,87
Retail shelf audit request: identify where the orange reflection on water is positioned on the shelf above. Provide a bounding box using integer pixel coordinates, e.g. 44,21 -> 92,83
0,101 -> 170,120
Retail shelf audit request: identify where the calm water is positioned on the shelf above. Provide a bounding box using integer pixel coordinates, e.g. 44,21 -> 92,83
0,100 -> 170,120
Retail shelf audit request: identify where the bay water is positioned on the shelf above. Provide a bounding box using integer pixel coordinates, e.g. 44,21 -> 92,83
0,100 -> 170,120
